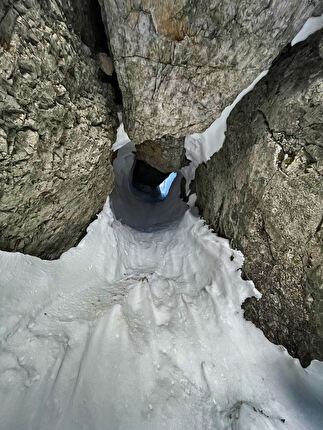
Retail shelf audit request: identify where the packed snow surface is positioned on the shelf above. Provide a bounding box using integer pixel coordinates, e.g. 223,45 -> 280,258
1,142 -> 323,430
291,14 -> 323,45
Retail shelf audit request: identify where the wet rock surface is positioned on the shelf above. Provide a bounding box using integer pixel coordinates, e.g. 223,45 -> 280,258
135,136 -> 188,173
0,0 -> 119,259
195,30 -> 323,366
99,0 -> 320,144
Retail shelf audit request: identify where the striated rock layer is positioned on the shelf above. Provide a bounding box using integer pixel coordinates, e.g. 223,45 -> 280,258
0,0 -> 119,259
99,0 -> 321,144
195,30 -> 323,366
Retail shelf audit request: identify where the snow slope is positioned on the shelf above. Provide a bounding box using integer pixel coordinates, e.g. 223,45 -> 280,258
1,142 -> 323,430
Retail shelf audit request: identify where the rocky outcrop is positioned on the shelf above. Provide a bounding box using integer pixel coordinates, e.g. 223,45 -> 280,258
135,136 -> 188,173
195,30 -> 323,366
99,0 -> 321,144
0,0 -> 119,259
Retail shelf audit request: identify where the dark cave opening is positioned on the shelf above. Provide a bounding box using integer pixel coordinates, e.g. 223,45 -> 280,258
132,160 -> 169,189
109,144 -> 187,231
132,160 -> 177,201
132,159 -> 169,201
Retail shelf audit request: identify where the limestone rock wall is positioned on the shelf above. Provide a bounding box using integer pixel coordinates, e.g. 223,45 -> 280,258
135,136 -> 188,173
195,30 -> 323,366
99,0 -> 321,144
0,0 -> 119,259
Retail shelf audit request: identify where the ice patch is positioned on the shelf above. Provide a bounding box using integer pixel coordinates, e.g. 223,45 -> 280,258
159,172 -> 177,199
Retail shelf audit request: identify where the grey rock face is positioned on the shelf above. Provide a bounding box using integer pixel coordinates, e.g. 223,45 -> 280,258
195,30 -> 323,366
135,136 -> 188,173
99,0 -> 320,144
0,0 -> 119,259
51,0 -> 109,52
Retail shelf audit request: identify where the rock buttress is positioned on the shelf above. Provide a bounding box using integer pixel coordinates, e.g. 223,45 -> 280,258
195,30 -> 323,366
0,0 -> 119,259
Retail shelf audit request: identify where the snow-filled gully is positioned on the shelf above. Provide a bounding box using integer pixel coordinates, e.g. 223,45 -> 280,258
1,18 -> 323,428
0,138 -> 323,430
